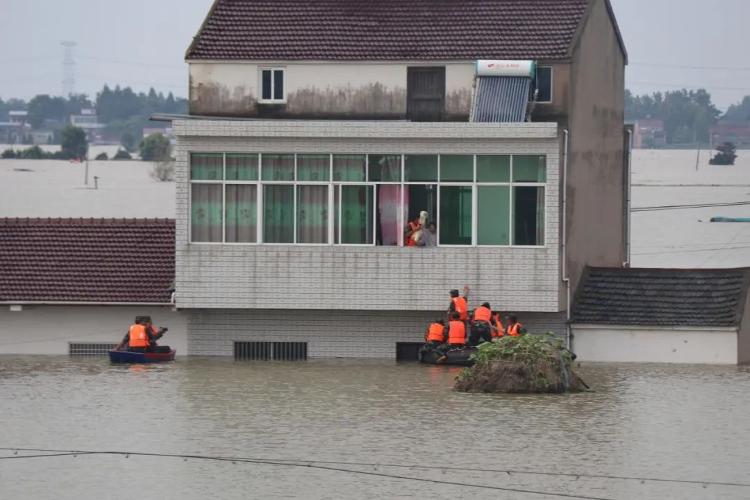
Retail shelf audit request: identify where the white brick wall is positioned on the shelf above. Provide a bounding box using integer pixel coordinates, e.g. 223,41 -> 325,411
174,119 -> 561,313
188,309 -> 567,358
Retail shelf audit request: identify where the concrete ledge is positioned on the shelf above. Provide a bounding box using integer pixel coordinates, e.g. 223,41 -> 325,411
173,119 -> 559,140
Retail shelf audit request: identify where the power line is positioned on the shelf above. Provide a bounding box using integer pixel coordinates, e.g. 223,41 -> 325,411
633,244 -> 750,256
632,200 -> 750,212
76,55 -> 185,71
633,184 -> 750,188
0,448 -> 614,500
3,447 -> 750,491
630,62 -> 750,72
627,81 -> 750,92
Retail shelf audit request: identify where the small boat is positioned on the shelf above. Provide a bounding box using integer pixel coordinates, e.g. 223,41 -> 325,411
108,348 -> 176,363
418,344 -> 476,366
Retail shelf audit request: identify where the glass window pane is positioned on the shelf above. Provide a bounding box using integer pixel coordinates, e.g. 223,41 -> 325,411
226,185 -> 257,243
513,155 -> 546,182
191,184 -> 223,242
297,185 -> 328,244
513,186 -> 545,246
368,154 -> 401,182
333,154 -> 366,182
440,155 -> 473,182
190,153 -> 222,180
261,70 -> 272,100
226,154 -> 258,181
477,155 -> 510,182
273,70 -> 284,100
404,155 -> 437,182
261,154 -> 294,181
439,186 -> 472,245
297,154 -> 330,182
404,185 -> 437,246
536,67 -> 552,102
263,185 -> 294,243
478,186 -> 510,245
336,185 -> 374,245
376,184 -> 403,245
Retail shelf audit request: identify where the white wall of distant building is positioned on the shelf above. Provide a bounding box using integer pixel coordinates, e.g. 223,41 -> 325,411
0,305 -> 187,355
572,324 -> 737,364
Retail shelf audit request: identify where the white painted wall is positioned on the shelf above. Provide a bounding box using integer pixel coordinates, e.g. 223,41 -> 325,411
572,325 -> 738,364
189,61 -> 475,116
0,305 -> 187,355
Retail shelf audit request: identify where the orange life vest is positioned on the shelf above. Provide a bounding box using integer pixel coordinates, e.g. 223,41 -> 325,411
506,323 -> 523,337
448,320 -> 466,345
128,324 -> 149,348
451,297 -> 468,321
492,314 -> 505,338
473,306 -> 492,323
426,323 -> 445,343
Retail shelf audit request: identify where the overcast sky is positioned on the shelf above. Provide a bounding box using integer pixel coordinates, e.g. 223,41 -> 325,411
0,0 -> 748,110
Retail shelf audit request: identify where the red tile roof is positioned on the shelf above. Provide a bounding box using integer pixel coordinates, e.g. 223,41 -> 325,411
0,218 -> 175,304
186,0 -> 590,61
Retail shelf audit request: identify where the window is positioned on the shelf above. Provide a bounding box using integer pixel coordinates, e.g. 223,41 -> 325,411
407,67 -> 446,121
535,67 -> 553,103
439,186 -> 472,245
189,152 -> 546,246
259,68 -> 285,103
475,154 -> 546,247
335,185 -> 374,245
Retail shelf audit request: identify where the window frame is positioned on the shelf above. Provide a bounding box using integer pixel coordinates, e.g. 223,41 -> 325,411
188,152 -> 547,248
535,66 -> 553,104
258,67 -> 286,104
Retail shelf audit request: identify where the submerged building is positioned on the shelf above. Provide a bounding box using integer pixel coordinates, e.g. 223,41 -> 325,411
169,0 -> 630,359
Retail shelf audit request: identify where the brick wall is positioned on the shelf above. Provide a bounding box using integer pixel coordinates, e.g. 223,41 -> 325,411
187,308 -> 567,358
174,120 -> 561,313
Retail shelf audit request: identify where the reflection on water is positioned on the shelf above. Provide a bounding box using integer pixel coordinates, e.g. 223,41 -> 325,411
1,357 -> 749,499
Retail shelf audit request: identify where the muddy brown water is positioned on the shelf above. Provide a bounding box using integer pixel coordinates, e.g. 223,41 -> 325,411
1,357 -> 749,499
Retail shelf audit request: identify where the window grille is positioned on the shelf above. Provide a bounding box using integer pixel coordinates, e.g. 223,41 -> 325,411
234,341 -> 307,361
69,342 -> 117,356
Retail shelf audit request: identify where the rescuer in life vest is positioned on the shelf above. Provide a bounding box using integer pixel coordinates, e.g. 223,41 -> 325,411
435,312 -> 467,362
491,311 -> 505,339
505,315 -> 526,337
448,286 -> 470,322
424,320 -> 447,346
115,316 -> 168,352
469,302 -> 494,346
446,312 -> 467,347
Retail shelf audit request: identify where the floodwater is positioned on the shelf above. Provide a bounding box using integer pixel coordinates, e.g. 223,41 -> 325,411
1,357 -> 749,500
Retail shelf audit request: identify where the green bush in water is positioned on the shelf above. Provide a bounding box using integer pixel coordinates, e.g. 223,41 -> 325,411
455,334 -> 587,394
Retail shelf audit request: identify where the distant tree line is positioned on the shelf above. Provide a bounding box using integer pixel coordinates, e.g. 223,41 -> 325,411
722,96 -> 750,123
2,125 -> 88,160
0,85 -> 187,149
625,88 -> 723,145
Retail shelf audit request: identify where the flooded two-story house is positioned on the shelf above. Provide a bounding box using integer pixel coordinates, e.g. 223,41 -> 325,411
170,0 -> 629,359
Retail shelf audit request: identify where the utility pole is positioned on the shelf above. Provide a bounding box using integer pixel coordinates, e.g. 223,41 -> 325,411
61,41 -> 77,96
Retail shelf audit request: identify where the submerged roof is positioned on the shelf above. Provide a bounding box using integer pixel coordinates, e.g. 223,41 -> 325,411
572,267 -> 750,328
0,218 -> 175,304
186,0 -> 593,61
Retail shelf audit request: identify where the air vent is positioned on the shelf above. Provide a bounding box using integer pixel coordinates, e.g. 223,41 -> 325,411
69,342 -> 117,356
234,341 -> 307,361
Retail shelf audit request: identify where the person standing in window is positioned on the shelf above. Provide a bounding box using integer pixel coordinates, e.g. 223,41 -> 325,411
417,223 -> 437,247
405,211 -> 428,247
